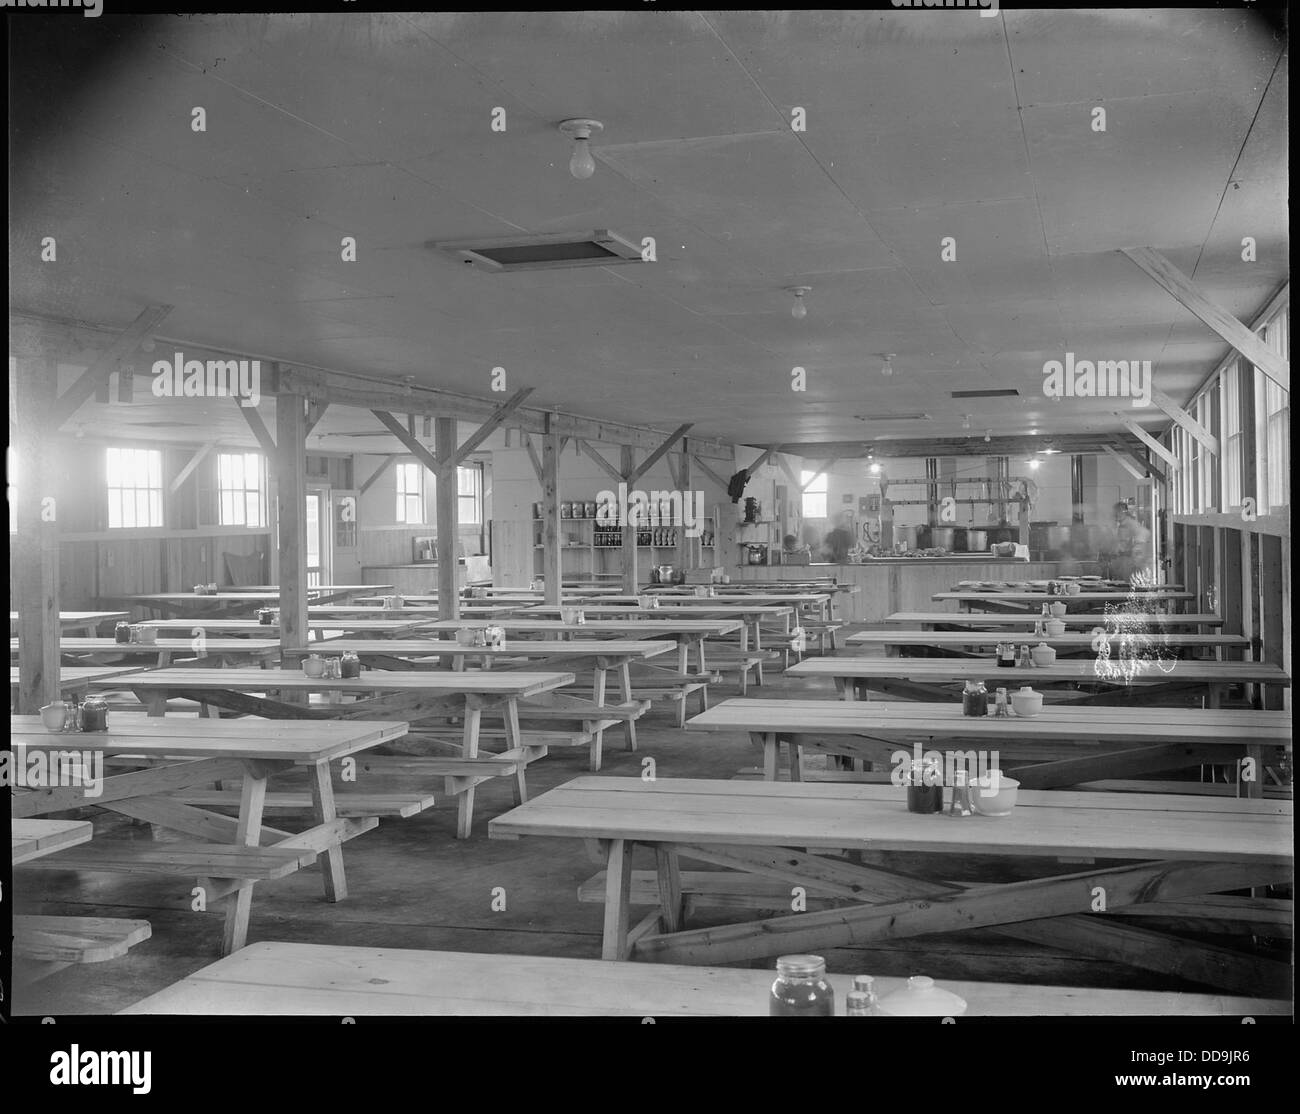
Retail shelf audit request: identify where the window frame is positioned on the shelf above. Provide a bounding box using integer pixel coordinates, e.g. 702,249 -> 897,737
105,446 -> 164,529
800,469 -> 828,520
216,451 -> 267,528
395,461 -> 425,524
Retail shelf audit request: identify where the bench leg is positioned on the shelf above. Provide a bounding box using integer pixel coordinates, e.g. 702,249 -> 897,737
222,771 -> 268,954
602,838 -> 634,961
502,699 -> 528,807
456,704 -> 482,839
308,759 -> 347,902
590,668 -> 607,772
655,846 -> 685,933
787,740 -> 803,783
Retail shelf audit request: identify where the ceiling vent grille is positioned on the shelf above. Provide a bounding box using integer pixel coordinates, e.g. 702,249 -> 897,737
950,388 -> 1020,399
430,230 -> 644,271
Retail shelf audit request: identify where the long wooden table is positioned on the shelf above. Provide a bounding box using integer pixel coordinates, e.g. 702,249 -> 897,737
886,610 -> 1225,630
12,636 -> 282,667
847,630 -> 1249,659
935,590 -> 1196,614
524,604 -> 795,652
786,657 -> 1290,707
10,611 -> 130,636
285,639 -> 676,770
118,941 -> 1288,1016
489,776 -> 1292,997
139,617 -> 433,639
307,604 -> 518,618
90,667 -> 576,836
12,714 -> 411,953
12,818 -> 93,865
122,585 -> 393,617
10,665 -> 145,699
686,698 -> 1292,795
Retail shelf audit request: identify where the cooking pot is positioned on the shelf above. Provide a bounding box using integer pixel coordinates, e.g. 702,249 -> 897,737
894,525 -> 919,552
964,529 -> 989,552
927,526 -> 956,550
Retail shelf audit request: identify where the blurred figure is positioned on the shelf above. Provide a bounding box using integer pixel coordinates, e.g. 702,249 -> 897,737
1108,502 -> 1152,582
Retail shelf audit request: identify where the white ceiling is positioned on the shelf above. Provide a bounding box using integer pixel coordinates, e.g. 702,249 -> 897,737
8,10 -> 1289,451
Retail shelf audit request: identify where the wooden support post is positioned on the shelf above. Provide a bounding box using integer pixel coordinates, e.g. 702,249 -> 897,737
621,445 -> 638,593
452,387 -> 533,465
13,355 -> 62,715
1150,386 -> 1219,456
542,414 -> 561,604
275,389 -> 309,667
1115,414 -> 1180,470
435,416 -> 460,621
627,423 -> 692,486
692,454 -> 730,492
677,438 -> 696,571
169,440 -> 218,495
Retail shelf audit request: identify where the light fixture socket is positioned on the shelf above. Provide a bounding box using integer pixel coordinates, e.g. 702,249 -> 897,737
559,118 -> 604,142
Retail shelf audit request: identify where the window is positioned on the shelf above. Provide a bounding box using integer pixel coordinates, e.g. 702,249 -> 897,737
801,470 -> 828,519
217,452 -> 266,527
457,465 -> 482,525
395,462 -> 424,523
106,447 -> 163,528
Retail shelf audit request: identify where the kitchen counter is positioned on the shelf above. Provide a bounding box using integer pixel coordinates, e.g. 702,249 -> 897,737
732,560 -> 1092,623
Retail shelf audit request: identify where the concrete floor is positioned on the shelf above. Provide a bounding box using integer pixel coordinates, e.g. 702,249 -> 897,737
13,634 -> 1286,1014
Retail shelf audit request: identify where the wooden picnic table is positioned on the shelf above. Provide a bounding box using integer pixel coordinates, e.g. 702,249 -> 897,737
138,617 -> 434,639
935,589 -> 1196,615
307,604 -> 518,618
489,776 -> 1292,997
12,818 -> 93,865
12,636 -> 282,667
847,630 -> 1249,659
88,667 -> 575,837
786,657 -> 1290,707
118,940 -> 1288,1016
886,610 -> 1224,630
11,713 -> 411,953
285,639 -> 675,770
415,618 -> 744,675
10,611 -> 129,636
686,698 -> 1292,794
120,585 -> 393,617
524,603 -> 795,652
10,665 -> 145,699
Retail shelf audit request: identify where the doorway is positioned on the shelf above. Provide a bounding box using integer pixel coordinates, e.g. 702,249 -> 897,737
306,486 -> 331,586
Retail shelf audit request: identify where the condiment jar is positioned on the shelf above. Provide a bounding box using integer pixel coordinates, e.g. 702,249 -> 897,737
875,975 -> 967,1017
906,759 -> 944,814
257,607 -> 275,625
769,955 -> 835,1017
80,696 -> 109,732
961,680 -> 988,717
115,621 -> 132,645
339,650 -> 361,679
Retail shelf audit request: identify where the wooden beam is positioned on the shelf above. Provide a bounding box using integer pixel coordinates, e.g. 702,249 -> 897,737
237,401 -> 277,457
304,400 -> 330,436
677,439 -> 696,571
621,445 -> 639,592
628,423 -> 692,485
801,459 -> 839,492
435,417 -> 460,621
774,450 -> 800,490
270,363 -> 732,457
1120,247 -> 1289,391
48,304 -> 172,430
117,368 -> 134,403
453,387 -> 534,465
1150,386 -> 1219,456
666,451 -> 683,491
275,391 -> 309,664
371,410 -> 439,475
579,439 -> 623,484
359,454 -> 398,495
1114,414 -> 1180,469
13,355 -> 62,714
521,431 -> 545,486
744,446 -> 777,477
692,455 -> 730,491
1103,443 -> 1147,482
169,440 -> 218,495
542,416 -> 561,605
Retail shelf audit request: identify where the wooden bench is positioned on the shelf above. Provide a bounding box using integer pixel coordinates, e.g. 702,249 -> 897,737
30,840 -> 322,881
170,789 -> 438,819
800,620 -> 843,654
518,699 -> 649,769
706,651 -> 768,693
13,915 -> 153,983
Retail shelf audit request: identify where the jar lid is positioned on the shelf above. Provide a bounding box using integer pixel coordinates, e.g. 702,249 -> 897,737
876,975 -> 968,1017
852,975 -> 875,993
775,954 -> 826,977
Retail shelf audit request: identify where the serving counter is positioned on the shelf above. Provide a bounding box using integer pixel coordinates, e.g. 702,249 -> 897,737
730,560 -> 1088,623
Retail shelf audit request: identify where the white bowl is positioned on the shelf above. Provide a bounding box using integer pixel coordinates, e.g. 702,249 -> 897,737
1011,690 -> 1044,717
1030,646 -> 1056,667
970,773 -> 1020,817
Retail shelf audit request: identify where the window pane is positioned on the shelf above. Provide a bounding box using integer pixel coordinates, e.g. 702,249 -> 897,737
108,492 -> 121,528
800,470 -> 828,493
802,493 -> 827,519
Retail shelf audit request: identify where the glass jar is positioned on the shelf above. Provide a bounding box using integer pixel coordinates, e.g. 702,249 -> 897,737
906,759 -> 944,814
339,650 -> 361,679
961,680 -> 988,717
80,696 -> 109,732
114,621 -> 132,645
769,955 -> 835,1017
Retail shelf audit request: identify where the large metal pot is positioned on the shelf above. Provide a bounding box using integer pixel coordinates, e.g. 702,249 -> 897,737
927,526 -> 956,550
965,529 -> 989,552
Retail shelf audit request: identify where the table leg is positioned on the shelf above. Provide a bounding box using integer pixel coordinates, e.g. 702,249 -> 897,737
591,666 -> 607,771
502,698 -> 528,806
308,759 -> 347,901
457,701 -> 483,839
677,638 -> 689,675
762,733 -> 778,781
696,637 -> 707,675
602,838 -> 634,960
655,846 -> 685,933
222,770 -> 268,954
787,738 -> 803,782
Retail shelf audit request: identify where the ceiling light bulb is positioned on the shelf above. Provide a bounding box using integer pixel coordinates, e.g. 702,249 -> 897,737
984,430 -> 992,442
559,118 -> 603,180
961,414 -> 971,430
1027,459 -> 1040,469
787,286 -> 811,319
881,353 -> 895,377
869,463 -> 881,474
